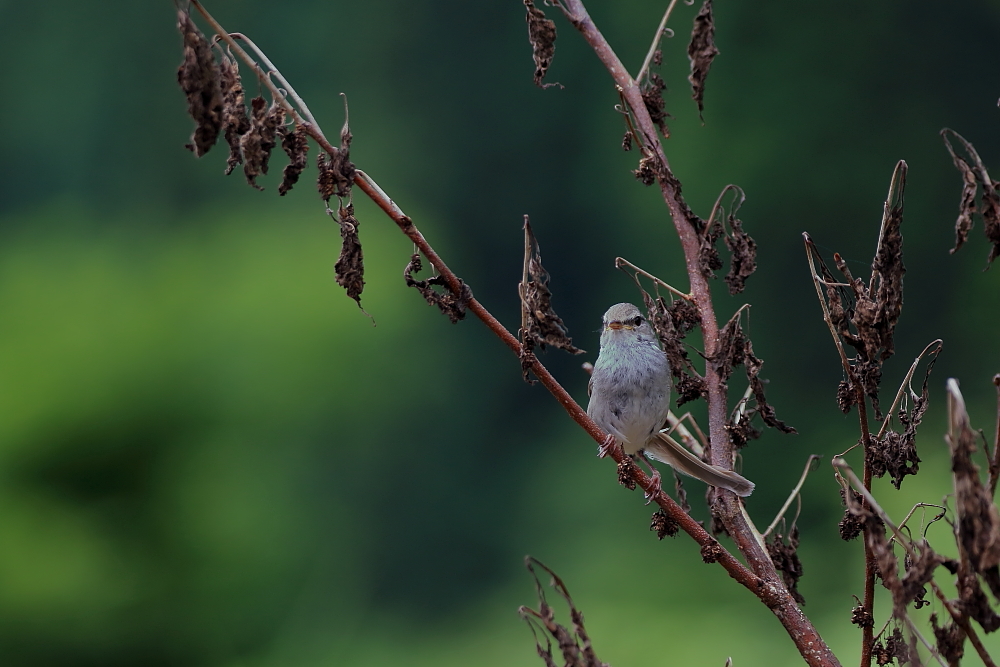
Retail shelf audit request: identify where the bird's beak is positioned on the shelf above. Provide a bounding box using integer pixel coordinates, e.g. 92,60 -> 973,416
607,321 -> 623,331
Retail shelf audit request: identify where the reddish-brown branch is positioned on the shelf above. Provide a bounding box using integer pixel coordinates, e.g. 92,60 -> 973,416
554,2 -> 839,665
187,2 -> 836,664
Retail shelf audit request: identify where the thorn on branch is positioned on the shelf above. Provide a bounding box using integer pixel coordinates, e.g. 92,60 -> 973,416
404,252 -> 472,324
177,9 -> 224,157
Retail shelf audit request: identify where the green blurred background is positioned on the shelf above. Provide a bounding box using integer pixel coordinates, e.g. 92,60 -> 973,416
2,1 -> 1000,665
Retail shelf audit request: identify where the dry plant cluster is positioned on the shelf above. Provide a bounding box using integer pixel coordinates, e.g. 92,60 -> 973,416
172,0 -> 1000,665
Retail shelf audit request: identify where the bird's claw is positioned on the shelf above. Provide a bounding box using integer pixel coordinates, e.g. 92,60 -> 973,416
597,434 -> 619,459
643,467 -> 662,505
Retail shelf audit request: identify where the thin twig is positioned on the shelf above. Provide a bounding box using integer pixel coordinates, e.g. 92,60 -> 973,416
227,32 -> 319,126
763,455 -> 821,538
635,0 -> 682,84
615,257 -> 693,300
875,340 -> 943,440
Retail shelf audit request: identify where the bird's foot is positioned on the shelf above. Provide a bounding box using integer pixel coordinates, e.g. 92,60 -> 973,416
636,453 -> 662,505
597,435 -> 620,459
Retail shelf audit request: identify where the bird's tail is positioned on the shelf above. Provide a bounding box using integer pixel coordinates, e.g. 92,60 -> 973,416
644,432 -> 755,497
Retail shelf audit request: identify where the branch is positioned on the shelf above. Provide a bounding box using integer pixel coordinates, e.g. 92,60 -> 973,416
553,2 -> 839,665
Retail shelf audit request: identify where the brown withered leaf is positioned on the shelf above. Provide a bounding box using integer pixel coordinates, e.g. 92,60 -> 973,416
219,54 -> 250,175
766,527 -> 805,604
871,165 -> 906,362
333,203 -> 365,309
635,289 -> 703,407
930,613 -> 965,664
942,129 -> 1000,267
278,124 -> 310,196
872,639 -> 892,666
958,570 -> 1000,633
177,10 -> 223,157
687,0 -> 718,122
838,486 -> 866,541
650,508 -> 679,539
520,558 -> 611,667
900,542 -> 946,609
241,97 -> 285,190
622,131 -> 633,152
699,217 -> 724,280
641,72 -> 670,137
883,628 -> 910,666
316,100 -> 357,202
950,156 -> 977,254
519,218 -> 583,355
947,380 -> 1000,597
404,253 -> 472,324
724,213 -> 757,295
524,0 -> 558,88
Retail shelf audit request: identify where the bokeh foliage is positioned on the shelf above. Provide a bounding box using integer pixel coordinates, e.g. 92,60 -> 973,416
1,0 -> 1000,665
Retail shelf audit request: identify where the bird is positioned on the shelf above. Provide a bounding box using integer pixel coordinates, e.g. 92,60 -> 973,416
586,302 -> 755,498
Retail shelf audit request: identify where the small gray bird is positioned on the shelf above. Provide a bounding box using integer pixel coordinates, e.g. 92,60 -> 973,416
587,302 -> 755,498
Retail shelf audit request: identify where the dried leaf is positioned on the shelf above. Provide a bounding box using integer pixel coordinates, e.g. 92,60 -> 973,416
278,124 -> 310,195
524,0 -> 558,88
219,54 -> 250,174
316,99 -> 357,202
837,379 -> 859,414
519,218 -> 583,356
241,96 -> 285,190
883,628 -> 910,665
622,131 -> 633,152
633,155 -> 658,186
333,203 -> 365,309
766,527 -> 805,604
930,613 -> 965,664
950,156 -> 977,254
404,252 -> 472,324
947,380 -> 1000,596
687,0 -> 718,122
941,129 -> 1000,267
723,214 -> 757,295
520,558 -> 611,667
176,10 -> 223,157
641,72 -> 670,137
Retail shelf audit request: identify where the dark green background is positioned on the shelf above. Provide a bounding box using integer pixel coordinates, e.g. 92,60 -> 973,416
2,1 -> 999,665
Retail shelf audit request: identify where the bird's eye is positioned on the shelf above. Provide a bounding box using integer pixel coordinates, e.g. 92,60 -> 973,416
632,316 -> 644,326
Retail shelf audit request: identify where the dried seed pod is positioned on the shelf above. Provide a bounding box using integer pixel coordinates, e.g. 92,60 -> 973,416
524,0 -> 557,88
942,129 -> 1000,267
278,125 -> 310,195
650,509 -> 679,539
616,457 -> 637,490
176,10 -> 223,157
687,0 -> 718,122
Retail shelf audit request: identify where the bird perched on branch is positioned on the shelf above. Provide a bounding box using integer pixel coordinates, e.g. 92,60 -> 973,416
587,302 -> 755,498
